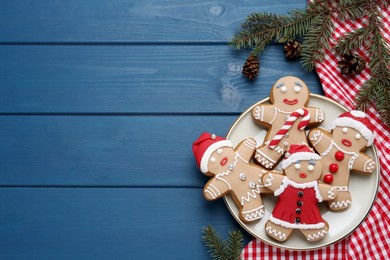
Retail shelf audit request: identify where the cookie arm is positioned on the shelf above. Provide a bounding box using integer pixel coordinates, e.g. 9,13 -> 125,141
318,183 -> 337,201
308,128 -> 332,155
352,154 -> 376,174
261,171 -> 284,192
235,138 -> 257,162
203,177 -> 231,201
307,107 -> 325,124
252,105 -> 277,125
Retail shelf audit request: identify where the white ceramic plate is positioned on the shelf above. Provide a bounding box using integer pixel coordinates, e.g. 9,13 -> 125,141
224,94 -> 379,250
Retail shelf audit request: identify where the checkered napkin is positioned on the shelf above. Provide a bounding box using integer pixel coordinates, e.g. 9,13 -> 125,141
241,5 -> 390,260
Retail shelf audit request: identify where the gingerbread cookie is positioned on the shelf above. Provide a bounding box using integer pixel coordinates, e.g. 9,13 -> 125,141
262,144 -> 336,242
308,110 -> 376,211
251,76 -> 325,169
192,132 -> 273,222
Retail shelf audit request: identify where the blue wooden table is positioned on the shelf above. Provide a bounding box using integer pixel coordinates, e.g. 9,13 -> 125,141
0,1 -> 323,259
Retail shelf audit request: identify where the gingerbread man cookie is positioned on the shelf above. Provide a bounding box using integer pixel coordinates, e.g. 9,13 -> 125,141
262,144 -> 336,242
252,76 -> 325,169
192,132 -> 273,222
308,110 -> 376,211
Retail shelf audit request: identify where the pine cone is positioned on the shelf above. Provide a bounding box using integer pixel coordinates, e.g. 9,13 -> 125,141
338,53 -> 366,75
242,54 -> 259,80
284,41 -> 301,59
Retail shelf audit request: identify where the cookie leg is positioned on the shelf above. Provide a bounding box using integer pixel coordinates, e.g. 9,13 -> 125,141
265,221 -> 293,242
254,145 -> 282,169
300,226 -> 329,242
241,204 -> 265,222
328,190 -> 352,211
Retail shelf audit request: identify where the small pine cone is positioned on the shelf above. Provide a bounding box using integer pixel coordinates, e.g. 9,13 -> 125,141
338,53 -> 366,75
242,54 -> 259,80
284,40 -> 302,59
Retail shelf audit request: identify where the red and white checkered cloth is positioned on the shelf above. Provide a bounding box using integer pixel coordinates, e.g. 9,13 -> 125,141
241,4 -> 390,260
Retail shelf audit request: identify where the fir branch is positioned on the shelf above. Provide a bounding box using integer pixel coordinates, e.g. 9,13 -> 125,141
202,225 -> 228,260
354,0 -> 390,125
334,27 -> 371,55
301,14 -> 334,71
202,225 -> 244,260
223,230 -> 244,260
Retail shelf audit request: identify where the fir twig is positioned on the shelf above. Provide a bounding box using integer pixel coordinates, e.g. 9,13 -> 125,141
224,230 -> 244,260
231,0 -> 390,126
202,225 -> 244,260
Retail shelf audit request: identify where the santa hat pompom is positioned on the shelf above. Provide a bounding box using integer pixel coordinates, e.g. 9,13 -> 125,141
192,132 -> 232,173
282,144 -> 321,169
330,110 -> 374,146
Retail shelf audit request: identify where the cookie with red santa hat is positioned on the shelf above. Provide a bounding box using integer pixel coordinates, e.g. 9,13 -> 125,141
261,144 -> 336,242
308,110 -> 376,211
192,132 -> 274,222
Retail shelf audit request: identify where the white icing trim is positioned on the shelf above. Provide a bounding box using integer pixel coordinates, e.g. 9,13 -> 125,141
350,110 -> 366,118
263,173 -> 274,187
330,200 -> 351,209
244,207 -> 265,221
205,189 -> 216,199
313,183 -> 323,202
282,152 -> 321,169
241,184 -> 263,205
209,183 -> 220,196
237,153 -> 249,163
333,186 -> 348,191
307,230 -> 327,241
330,117 -> 374,146
200,140 -> 233,173
266,226 -> 287,240
348,154 -> 359,171
274,176 -> 289,196
327,187 -> 336,200
256,149 -> 276,163
269,107 -> 278,124
364,159 -> 375,173
309,130 -> 323,147
269,215 -> 325,229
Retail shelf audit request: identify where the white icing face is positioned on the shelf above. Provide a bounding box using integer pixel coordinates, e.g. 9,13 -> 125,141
271,76 -> 309,110
285,160 -> 322,183
333,126 -> 369,151
206,147 -> 236,175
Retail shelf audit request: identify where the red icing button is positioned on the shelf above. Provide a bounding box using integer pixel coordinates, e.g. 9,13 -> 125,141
324,174 -> 333,184
335,151 -> 344,161
329,163 -> 338,173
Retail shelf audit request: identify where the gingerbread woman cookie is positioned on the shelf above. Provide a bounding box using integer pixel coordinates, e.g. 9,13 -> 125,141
252,76 -> 325,169
262,144 -> 336,242
192,132 -> 273,222
308,110 -> 376,211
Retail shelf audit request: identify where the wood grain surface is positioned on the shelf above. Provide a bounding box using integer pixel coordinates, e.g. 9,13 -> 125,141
0,0 -> 321,259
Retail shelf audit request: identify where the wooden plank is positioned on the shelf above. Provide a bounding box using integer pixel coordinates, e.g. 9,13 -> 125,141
0,0 -> 306,43
0,188 -> 246,259
0,115 -> 239,186
0,45 -> 322,113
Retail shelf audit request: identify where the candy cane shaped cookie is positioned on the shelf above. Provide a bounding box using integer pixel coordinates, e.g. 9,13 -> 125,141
268,108 -> 310,149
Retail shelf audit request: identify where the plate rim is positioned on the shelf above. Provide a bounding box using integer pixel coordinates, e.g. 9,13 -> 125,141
224,93 -> 380,251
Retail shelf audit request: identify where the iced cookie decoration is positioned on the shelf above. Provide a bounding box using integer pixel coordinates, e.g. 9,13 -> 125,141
262,144 -> 336,242
192,132 -> 273,222
308,110 -> 376,211
252,76 -> 325,169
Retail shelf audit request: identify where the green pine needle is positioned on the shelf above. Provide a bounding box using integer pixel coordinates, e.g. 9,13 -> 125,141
230,0 -> 390,126
202,225 -> 244,260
